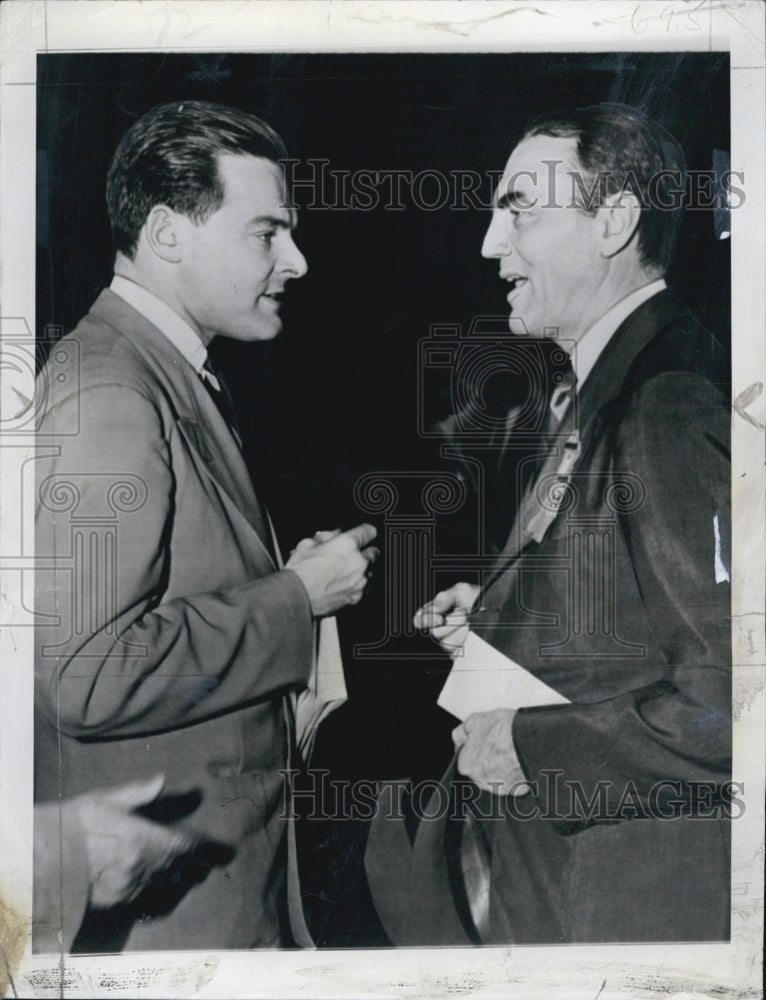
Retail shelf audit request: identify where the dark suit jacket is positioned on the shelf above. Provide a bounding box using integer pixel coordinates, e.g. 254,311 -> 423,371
34,290 -> 315,951
366,289 -> 731,944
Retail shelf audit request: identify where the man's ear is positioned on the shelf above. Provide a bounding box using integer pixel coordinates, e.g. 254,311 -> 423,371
599,190 -> 641,259
144,205 -> 183,263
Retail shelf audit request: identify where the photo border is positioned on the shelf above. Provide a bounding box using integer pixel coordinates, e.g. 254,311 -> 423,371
1,3 -> 763,997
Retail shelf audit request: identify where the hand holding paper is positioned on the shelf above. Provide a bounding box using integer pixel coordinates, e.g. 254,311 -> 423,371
419,588 -> 570,798
438,630 -> 570,720
452,710 -> 531,797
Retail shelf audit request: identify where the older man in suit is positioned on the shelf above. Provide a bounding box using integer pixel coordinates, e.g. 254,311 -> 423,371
34,101 -> 377,952
366,103 -> 731,944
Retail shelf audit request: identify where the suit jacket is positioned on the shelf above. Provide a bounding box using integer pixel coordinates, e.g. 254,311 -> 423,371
34,289 -> 315,951
366,288 -> 731,944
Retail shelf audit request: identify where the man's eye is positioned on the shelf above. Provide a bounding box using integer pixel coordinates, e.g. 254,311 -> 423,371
511,207 -> 532,222
255,230 -> 275,244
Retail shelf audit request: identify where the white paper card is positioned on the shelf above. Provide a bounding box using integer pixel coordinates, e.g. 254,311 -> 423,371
294,615 -> 348,761
437,630 -> 570,721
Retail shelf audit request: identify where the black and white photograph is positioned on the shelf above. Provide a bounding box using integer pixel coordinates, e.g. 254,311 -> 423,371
0,3 -> 763,998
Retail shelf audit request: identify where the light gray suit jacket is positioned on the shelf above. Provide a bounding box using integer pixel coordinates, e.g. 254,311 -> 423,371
34,289 -> 315,951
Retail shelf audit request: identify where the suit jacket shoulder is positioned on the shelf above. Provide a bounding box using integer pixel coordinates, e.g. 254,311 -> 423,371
46,290 -> 203,415
581,288 -> 728,429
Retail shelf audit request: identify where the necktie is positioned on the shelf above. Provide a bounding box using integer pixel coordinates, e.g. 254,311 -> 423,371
200,361 -> 243,449
544,361 -> 577,442
524,365 -> 581,546
200,361 -> 276,561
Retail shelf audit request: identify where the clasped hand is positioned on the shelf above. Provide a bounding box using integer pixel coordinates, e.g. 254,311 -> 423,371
286,523 -> 379,617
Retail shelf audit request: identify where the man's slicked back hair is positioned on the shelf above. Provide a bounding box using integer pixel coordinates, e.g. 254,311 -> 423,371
521,102 -> 687,273
106,100 -> 288,259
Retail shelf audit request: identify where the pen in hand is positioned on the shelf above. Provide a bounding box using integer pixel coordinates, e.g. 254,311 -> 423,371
415,606 -> 485,630
440,607 -> 486,626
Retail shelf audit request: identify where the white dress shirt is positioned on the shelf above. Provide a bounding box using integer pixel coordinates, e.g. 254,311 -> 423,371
110,274 -> 210,374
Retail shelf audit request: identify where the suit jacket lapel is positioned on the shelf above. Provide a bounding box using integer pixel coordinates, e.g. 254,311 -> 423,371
89,290 -> 277,566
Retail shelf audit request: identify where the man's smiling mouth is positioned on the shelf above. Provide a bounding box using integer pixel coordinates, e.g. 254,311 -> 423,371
503,274 -> 529,298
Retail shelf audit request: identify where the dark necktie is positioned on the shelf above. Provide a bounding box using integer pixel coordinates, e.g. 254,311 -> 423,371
200,361 -> 276,561
200,361 -> 243,449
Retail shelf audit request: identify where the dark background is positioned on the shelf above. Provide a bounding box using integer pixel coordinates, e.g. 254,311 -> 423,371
37,51 -> 730,945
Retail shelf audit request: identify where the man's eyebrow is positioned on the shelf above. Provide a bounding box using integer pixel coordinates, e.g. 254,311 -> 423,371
246,214 -> 294,229
495,189 -> 531,210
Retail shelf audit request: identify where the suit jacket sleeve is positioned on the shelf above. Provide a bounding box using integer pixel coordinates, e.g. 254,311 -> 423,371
35,379 -> 314,740
512,371 -> 731,813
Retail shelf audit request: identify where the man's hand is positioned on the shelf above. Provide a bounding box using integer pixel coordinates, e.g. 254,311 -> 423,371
75,775 -> 200,909
413,582 -> 481,655
285,522 -> 379,617
452,709 -> 531,797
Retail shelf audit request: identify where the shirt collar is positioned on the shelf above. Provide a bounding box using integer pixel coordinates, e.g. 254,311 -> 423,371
110,275 -> 208,375
570,278 -> 666,389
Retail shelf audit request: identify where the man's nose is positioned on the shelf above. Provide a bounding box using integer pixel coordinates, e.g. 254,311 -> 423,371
481,210 -> 511,259
278,234 -> 308,280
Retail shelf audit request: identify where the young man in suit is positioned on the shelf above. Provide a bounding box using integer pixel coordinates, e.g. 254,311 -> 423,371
367,103 -> 731,944
34,101 -> 377,952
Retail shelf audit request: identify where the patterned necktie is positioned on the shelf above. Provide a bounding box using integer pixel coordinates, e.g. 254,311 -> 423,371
524,364 -> 581,546
545,361 -> 577,442
522,362 -> 576,492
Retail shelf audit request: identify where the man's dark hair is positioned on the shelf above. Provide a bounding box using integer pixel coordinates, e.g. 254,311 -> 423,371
521,102 -> 687,273
106,100 -> 288,258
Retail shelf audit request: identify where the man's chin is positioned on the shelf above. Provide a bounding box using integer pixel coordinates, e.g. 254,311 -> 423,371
508,313 -> 544,338
237,316 -> 283,342
254,322 -> 282,341
508,315 -> 532,337
508,312 -> 565,342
